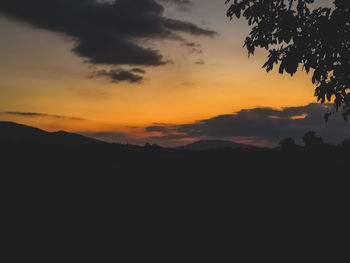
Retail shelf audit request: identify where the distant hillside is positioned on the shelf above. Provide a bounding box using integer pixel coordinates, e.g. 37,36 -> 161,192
0,121 -> 106,145
176,140 -> 256,151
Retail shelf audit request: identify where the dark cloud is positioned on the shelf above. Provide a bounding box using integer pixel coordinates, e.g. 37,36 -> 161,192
90,68 -> 145,83
145,103 -> 350,146
5,112 -> 45,117
159,0 -> 192,11
152,122 -> 168,125
130,68 -> 146,74
182,42 -> 203,54
195,59 -> 205,65
163,19 -> 214,36
184,42 -> 200,47
4,112 -> 84,121
146,125 -> 169,133
0,0 -> 214,79
74,104 -> 350,148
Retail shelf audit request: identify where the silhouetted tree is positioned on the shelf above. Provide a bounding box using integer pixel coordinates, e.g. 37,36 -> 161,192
226,0 -> 350,117
302,131 -> 324,148
144,142 -> 161,150
279,137 -> 297,150
342,139 -> 350,147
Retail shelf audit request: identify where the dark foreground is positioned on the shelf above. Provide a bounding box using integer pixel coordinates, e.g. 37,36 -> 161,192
2,143 -> 349,174
1,144 -> 348,260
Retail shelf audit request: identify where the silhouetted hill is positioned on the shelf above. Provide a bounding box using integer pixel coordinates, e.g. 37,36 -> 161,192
176,139 -> 256,151
1,121 -> 349,176
1,122 -> 347,258
0,121 -> 106,145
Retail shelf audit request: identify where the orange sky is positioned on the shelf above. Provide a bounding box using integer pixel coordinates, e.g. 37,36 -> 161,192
0,0 -> 321,143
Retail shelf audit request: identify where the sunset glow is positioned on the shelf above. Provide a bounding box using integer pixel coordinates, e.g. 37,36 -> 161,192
1,0 -> 346,147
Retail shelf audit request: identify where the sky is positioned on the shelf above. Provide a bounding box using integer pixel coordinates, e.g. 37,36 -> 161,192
0,0 -> 348,147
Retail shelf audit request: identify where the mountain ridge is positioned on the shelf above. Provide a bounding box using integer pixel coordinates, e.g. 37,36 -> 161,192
0,121 -> 106,145
176,139 -> 256,151
0,122 -> 258,149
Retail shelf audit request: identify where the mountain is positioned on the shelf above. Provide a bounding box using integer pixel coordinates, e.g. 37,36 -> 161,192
0,121 -> 106,145
176,140 -> 256,151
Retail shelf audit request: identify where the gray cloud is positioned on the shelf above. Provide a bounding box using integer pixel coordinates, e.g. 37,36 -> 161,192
78,104 -> 350,148
195,59 -> 205,65
145,103 -> 350,146
131,68 -> 146,74
0,0 -> 214,80
90,68 -> 145,83
182,42 -> 203,54
4,112 -> 84,120
81,103 -> 350,147
159,0 -> 192,11
146,125 -> 169,133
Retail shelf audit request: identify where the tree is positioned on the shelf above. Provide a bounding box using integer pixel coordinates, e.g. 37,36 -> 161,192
342,139 -> 350,147
302,131 -> 323,148
279,137 -> 298,150
226,0 -> 350,118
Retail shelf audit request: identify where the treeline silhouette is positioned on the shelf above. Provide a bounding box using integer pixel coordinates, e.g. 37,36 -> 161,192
1,122 -> 347,258
2,130 -> 349,177
1,121 -> 349,176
